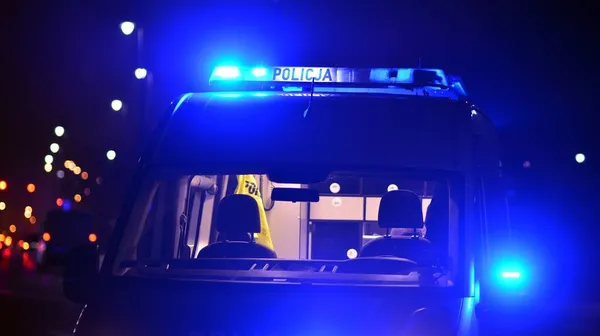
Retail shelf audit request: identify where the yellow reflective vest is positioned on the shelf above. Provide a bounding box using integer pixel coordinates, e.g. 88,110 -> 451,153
233,175 -> 275,251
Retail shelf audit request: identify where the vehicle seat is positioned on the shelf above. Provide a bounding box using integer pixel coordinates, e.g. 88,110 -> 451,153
359,190 -> 433,263
197,194 -> 277,259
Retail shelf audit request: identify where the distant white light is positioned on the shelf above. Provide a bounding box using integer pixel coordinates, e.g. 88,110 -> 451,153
54,126 -> 65,137
329,182 -> 340,194
471,109 -> 477,117
44,163 -> 53,173
134,68 -> 147,79
575,153 -> 585,164
111,100 -> 123,112
120,21 -> 135,36
44,155 -> 54,164
106,150 -> 116,161
387,184 -> 399,192
346,249 -> 358,259
50,143 -> 60,153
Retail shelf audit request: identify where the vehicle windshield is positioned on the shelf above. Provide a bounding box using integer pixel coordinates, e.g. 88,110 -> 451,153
113,169 -> 463,287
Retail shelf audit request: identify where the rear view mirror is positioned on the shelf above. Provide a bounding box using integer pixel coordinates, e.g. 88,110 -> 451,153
271,188 -> 319,203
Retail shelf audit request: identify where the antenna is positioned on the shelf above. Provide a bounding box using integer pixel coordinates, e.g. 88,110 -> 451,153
303,78 -> 315,118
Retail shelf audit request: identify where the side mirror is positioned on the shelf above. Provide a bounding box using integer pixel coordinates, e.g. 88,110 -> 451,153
63,244 -> 100,304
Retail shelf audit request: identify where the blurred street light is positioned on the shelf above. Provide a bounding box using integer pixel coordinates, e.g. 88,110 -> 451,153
0,202 -> 5,211
4,236 -> 12,246
0,180 -> 6,190
56,198 -> 63,207
29,216 -> 36,224
74,194 -> 82,203
73,166 -> 82,175
9,225 -> 16,233
44,155 -> 54,164
81,172 -> 89,180
106,150 -> 116,161
575,153 -> 586,163
55,126 -> 65,137
50,143 -> 60,153
89,233 -> 97,243
42,233 -> 51,242
44,163 -> 53,172
111,99 -> 123,112
23,242 -> 30,250
25,206 -> 32,213
57,170 -> 65,178
120,21 -> 135,35
135,68 -> 148,79
26,183 -> 35,193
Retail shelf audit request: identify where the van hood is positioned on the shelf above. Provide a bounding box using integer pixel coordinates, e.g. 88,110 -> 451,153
74,277 -> 465,336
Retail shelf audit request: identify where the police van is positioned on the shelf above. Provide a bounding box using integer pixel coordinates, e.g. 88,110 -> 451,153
63,65 -> 532,335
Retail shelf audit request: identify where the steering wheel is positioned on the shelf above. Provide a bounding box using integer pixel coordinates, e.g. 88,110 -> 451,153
337,256 -> 418,274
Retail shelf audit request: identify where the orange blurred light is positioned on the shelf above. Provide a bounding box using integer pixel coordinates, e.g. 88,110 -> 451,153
42,232 -> 51,242
22,242 -> 30,251
0,180 -> 7,190
88,233 -> 97,243
74,194 -> 82,203
29,216 -> 37,224
4,236 -> 12,246
9,225 -> 16,233
56,198 -> 63,206
26,183 -> 36,193
0,234 -> 5,242
81,172 -> 88,180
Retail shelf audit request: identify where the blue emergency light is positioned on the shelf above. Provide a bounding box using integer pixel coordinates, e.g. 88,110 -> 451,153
492,259 -> 529,292
208,65 -> 468,98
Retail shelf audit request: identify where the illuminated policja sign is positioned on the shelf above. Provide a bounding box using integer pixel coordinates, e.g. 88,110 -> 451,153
272,67 -> 335,82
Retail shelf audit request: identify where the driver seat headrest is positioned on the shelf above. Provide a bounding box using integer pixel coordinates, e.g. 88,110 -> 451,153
216,194 -> 261,241
378,190 -> 424,229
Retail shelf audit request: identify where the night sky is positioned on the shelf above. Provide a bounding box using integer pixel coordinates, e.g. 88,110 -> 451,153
1,0 -> 598,292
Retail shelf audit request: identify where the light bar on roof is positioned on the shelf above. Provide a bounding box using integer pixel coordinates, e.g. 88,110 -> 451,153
208,65 -> 467,97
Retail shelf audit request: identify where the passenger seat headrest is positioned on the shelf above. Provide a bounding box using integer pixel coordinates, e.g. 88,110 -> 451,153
217,194 -> 261,234
378,190 -> 424,229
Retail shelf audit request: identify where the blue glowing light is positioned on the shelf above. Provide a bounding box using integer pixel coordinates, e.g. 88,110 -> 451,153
62,200 -> 72,211
492,258 -> 529,292
212,66 -> 240,79
251,67 -> 267,77
501,271 -> 521,279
